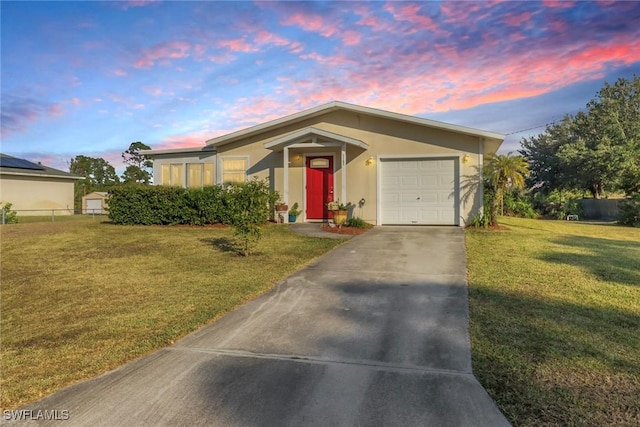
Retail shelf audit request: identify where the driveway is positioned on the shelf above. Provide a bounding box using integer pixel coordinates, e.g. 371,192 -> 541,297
12,227 -> 509,426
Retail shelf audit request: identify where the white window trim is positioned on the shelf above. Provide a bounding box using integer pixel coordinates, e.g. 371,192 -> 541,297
217,155 -> 250,184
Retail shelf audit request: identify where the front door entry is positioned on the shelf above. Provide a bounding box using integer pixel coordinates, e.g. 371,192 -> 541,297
306,156 -> 334,220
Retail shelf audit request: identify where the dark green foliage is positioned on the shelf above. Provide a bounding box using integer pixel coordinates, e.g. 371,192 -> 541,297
521,75 -> 640,198
107,185 -> 190,225
1,202 -> 18,224
107,178 -> 279,254
121,142 -> 153,184
503,191 -> 536,218
345,216 -> 368,228
224,178 -> 279,256
532,189 -> 583,220
468,212 -> 489,229
107,185 -> 236,226
483,153 -> 529,225
70,155 -> 120,211
617,194 -> 640,227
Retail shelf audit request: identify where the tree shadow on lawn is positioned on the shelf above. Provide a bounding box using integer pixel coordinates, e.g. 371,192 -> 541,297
541,235 -> 640,287
470,286 -> 640,426
199,237 -> 237,253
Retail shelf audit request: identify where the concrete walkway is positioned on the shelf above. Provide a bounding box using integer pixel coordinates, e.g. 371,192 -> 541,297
12,227 -> 510,426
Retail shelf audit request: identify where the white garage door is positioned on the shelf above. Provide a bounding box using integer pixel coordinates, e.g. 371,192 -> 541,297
86,199 -> 103,214
380,158 -> 458,225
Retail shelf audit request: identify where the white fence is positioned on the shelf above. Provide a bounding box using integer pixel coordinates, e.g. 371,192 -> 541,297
0,208 -> 106,224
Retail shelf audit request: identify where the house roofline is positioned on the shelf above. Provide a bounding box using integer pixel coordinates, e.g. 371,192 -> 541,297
140,147 -> 216,156
206,101 -> 505,148
0,170 -> 83,180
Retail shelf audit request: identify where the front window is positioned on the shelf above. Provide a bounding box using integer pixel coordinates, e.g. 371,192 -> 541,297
221,158 -> 247,184
187,163 -> 214,188
161,164 -> 184,186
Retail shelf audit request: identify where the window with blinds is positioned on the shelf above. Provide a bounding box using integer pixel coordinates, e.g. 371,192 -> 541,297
221,158 -> 247,184
187,163 -> 214,188
161,164 -> 184,186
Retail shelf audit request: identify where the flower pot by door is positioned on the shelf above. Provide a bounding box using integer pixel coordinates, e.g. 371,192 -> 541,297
288,214 -> 297,223
333,210 -> 347,226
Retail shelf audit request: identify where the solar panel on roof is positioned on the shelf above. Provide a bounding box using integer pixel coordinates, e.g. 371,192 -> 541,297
0,157 -> 46,170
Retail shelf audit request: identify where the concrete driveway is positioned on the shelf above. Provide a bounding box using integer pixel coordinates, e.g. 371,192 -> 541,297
12,227 -> 510,426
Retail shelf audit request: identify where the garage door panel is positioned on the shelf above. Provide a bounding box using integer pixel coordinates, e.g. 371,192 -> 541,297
381,158 -> 458,225
401,175 -> 419,187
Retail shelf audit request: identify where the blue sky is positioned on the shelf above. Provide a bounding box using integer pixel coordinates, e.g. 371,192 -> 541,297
2,0 -> 639,173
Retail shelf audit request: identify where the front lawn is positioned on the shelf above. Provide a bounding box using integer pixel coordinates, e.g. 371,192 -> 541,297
0,220 -> 342,409
466,217 -> 640,426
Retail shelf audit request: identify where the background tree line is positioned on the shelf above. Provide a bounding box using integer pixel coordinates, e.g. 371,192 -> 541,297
480,74 -> 639,227
69,141 -> 152,211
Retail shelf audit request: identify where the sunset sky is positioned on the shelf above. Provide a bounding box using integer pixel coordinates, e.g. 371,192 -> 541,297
2,0 -> 639,173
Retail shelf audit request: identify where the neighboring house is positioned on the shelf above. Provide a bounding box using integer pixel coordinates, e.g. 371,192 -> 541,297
82,191 -> 109,214
143,101 -> 504,226
0,153 -> 81,216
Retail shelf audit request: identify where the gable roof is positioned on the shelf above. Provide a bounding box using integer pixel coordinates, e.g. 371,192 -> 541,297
264,126 -> 369,151
0,153 -> 81,180
206,101 -> 504,152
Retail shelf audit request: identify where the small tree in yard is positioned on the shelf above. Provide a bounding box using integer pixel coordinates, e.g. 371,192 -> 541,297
1,202 -> 18,224
484,153 -> 529,226
225,178 -> 279,256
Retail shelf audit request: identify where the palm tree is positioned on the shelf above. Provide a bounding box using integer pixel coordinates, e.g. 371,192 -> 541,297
483,153 -> 529,225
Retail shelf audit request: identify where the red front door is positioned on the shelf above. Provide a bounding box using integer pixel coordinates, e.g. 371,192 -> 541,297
306,156 -> 334,220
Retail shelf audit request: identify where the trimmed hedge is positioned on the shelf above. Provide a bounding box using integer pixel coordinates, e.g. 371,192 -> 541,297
107,181 -> 277,226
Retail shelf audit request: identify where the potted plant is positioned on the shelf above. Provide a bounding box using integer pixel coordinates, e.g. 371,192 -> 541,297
328,200 -> 350,227
275,200 -> 288,212
288,202 -> 301,223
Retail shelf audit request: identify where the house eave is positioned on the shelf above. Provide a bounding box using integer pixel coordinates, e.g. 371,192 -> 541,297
0,170 -> 83,180
140,147 -> 216,156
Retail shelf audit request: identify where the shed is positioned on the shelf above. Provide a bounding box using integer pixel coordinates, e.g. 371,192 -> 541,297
82,192 -> 109,214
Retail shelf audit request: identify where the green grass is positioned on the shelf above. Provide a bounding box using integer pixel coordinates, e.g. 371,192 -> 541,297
466,217 -> 640,426
0,220 -> 342,409
10,214 -> 101,224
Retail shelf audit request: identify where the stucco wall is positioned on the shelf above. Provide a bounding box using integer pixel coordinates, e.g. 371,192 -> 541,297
0,175 -> 75,215
214,109 -> 486,225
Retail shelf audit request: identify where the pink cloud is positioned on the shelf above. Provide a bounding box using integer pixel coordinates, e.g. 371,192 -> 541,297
112,68 -> 128,77
383,3 -> 440,33
542,0 -> 576,9
342,30 -> 361,46
281,12 -> 339,38
219,37 -> 256,53
48,103 -> 64,116
504,12 -> 533,27
134,41 -> 191,69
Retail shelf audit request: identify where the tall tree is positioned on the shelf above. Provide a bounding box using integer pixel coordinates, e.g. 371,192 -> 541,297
69,155 -> 120,211
121,141 -> 152,184
483,153 -> 529,225
521,75 -> 640,198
